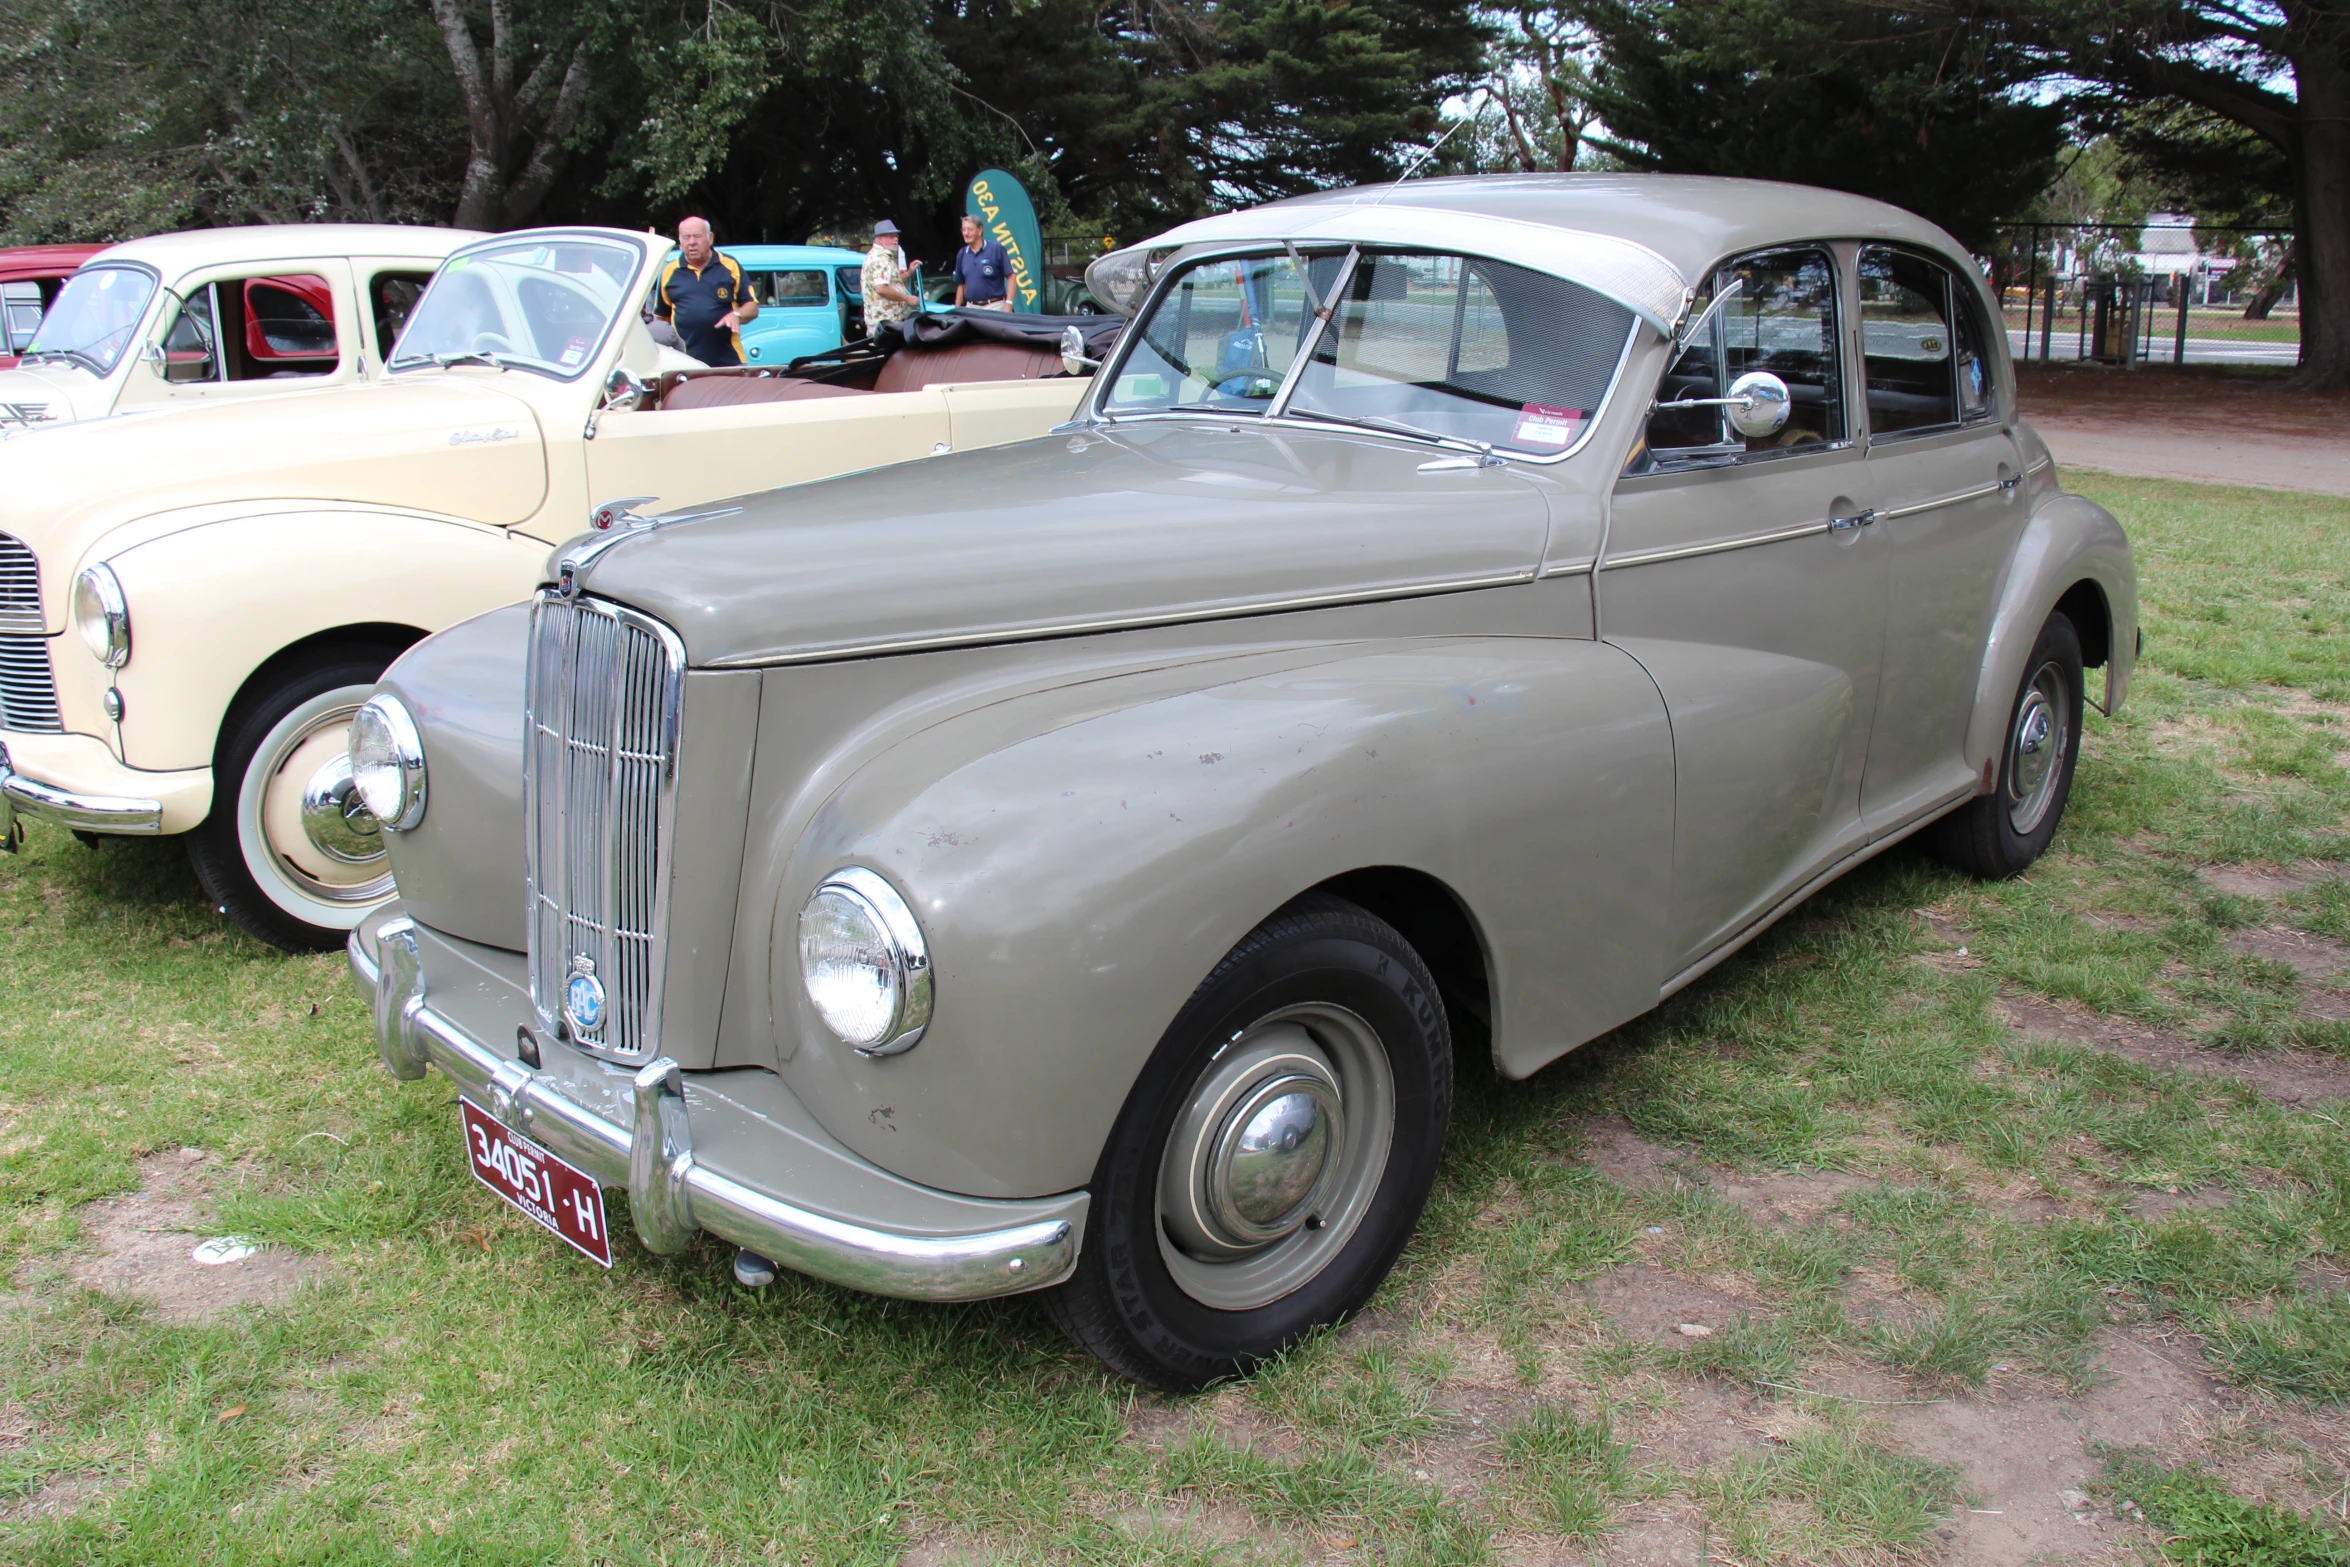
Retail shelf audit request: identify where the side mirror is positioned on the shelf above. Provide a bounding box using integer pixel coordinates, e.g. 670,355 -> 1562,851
1723,370 -> 1791,438
1060,324 -> 1099,377
602,366 -> 650,412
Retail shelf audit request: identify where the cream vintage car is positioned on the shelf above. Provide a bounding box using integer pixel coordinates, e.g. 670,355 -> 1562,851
351,177 -> 2136,1389
0,226 -> 1103,948
0,224 -> 476,428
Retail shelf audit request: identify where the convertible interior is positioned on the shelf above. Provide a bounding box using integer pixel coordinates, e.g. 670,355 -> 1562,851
651,309 -> 1119,411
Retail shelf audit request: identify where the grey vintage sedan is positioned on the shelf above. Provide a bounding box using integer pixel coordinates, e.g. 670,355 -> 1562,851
347,175 -> 2136,1389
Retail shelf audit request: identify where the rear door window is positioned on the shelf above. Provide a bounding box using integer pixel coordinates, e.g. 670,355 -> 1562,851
1859,248 -> 1958,435
752,269 -> 830,306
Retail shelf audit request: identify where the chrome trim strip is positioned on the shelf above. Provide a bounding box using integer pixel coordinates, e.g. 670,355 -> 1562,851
1599,519 -> 1831,572
704,570 -> 1535,669
352,930 -> 1080,1302
1539,560 -> 1595,580
1876,481 -> 2005,522
0,744 -> 163,834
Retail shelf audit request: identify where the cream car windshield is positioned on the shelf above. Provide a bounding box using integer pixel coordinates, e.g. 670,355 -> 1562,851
1283,253 -> 1636,456
390,238 -> 638,379
21,266 -> 158,374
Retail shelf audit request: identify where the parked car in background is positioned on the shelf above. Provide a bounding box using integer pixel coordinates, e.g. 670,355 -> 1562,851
0,226 -> 476,428
0,227 -> 1116,950
351,175 -> 2136,1389
0,245 -> 105,374
720,244 -> 868,364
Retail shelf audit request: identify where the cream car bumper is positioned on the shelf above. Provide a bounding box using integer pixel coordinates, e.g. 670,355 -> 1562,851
350,904 -> 1085,1302
0,732 -> 210,838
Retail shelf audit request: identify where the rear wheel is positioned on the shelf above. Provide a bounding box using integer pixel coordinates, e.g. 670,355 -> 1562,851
186,651 -> 399,951
1929,611 -> 2084,880
1044,895 -> 1451,1390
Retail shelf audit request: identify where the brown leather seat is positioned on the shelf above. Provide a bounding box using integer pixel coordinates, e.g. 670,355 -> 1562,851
663,372 -> 872,411
871,342 -> 1064,394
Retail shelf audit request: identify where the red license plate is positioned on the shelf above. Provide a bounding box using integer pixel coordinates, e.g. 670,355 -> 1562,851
459,1098 -> 612,1267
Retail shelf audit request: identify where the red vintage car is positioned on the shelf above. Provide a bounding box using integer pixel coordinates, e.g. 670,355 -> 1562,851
0,245 -> 104,369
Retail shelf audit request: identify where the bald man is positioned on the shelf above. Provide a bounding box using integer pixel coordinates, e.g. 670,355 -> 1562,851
656,217 -> 758,365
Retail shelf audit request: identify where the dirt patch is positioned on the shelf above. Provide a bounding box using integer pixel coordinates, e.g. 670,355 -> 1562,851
65,1150 -> 327,1325
2018,364 -> 2350,497
1578,1118 -> 1690,1192
1715,1170 -> 1870,1225
1995,992 -> 2350,1106
1588,1500 -> 1712,1566
2126,1186 -> 2233,1221
2227,925 -> 2350,985
2199,864 -> 2328,901
1583,1265 -> 1771,1347
1885,1328 -> 2223,1565
1632,1377 -> 1765,1469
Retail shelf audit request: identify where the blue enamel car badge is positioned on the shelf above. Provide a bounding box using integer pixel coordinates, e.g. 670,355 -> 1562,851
563,954 -> 605,1035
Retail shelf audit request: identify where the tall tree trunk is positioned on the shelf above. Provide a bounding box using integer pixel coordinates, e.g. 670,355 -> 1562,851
2289,51 -> 2350,388
429,0 -> 589,230
2243,235 -> 2295,319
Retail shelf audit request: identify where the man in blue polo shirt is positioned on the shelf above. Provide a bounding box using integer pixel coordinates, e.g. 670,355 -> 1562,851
656,216 -> 760,365
951,215 -> 1013,310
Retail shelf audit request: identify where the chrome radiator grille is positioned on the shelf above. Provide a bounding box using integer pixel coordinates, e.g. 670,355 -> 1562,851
525,591 -> 684,1059
0,533 -> 59,731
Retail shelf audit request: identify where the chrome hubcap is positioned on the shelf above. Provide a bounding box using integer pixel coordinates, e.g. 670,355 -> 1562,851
298,753 -> 383,865
2005,661 -> 2069,835
1157,1006 -> 1394,1312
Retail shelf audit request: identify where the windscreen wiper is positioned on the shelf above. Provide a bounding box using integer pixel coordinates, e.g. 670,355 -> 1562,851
389,350 -> 509,371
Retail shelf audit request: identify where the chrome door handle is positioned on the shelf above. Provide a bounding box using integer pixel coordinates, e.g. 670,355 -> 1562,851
1998,473 -> 2022,495
1828,507 -> 1876,532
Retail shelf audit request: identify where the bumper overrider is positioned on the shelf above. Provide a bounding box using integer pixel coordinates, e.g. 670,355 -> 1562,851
350,906 -> 1085,1301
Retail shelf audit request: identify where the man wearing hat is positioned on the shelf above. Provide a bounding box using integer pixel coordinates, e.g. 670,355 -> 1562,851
862,221 -> 922,331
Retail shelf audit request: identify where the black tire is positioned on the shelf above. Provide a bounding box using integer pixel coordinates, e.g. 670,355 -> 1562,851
1929,611 -> 2084,880
186,649 -> 400,952
1043,894 -> 1451,1390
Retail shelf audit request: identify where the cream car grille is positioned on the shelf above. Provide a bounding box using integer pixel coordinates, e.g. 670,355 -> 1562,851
0,532 -> 60,732
525,590 -> 683,1060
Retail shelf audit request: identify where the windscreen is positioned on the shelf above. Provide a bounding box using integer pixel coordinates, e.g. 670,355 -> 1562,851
1103,250 -> 1345,414
390,237 -> 639,378
21,266 -> 157,374
1285,253 -> 1635,455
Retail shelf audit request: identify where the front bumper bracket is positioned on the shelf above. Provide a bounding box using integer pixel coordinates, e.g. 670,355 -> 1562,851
353,918 -> 1080,1302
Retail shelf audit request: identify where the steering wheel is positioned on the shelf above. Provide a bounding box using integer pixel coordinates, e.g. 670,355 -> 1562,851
470,331 -> 518,357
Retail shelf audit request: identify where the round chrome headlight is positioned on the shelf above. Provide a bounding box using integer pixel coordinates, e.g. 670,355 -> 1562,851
347,695 -> 427,832
798,866 -> 931,1056
72,564 -> 130,668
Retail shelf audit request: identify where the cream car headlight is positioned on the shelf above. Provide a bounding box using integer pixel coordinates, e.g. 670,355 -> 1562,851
798,866 -> 931,1056
347,695 -> 427,831
73,564 -> 130,668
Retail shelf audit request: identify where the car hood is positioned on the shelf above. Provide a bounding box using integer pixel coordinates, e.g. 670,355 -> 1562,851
2,378 -> 550,632
576,420 -> 1554,669
0,363 -> 112,426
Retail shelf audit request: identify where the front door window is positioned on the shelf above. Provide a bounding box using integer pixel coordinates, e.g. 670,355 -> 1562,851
160,285 -> 220,384
1636,247 -> 1845,470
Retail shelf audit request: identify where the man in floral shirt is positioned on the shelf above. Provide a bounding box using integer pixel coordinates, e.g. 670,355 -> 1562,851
861,220 -> 922,331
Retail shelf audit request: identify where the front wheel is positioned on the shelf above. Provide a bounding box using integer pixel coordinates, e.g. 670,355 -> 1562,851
186,651 -> 400,951
1044,895 -> 1452,1390
1929,610 -> 2084,880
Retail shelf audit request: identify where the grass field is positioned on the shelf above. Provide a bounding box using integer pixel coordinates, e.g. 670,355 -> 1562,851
5,474 -> 2349,1564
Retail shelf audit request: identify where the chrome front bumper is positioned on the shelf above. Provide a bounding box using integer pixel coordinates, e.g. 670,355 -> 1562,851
0,740 -> 164,838
351,913 -> 1083,1302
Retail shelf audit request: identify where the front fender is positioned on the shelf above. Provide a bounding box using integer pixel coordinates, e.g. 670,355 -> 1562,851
1962,490 -> 2137,788
766,636 -> 1674,1199
103,507 -> 553,772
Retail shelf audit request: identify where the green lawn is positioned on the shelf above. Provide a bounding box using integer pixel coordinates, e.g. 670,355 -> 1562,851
5,475 -> 2349,1564
2000,309 -> 2304,345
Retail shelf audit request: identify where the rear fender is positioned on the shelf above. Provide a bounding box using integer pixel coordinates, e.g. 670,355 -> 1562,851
765,636 -> 1675,1199
1962,491 -> 2137,789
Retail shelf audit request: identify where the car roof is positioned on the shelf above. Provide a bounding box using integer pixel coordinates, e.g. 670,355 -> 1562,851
87,224 -> 483,273
0,244 -> 106,281
1148,174 -> 1976,331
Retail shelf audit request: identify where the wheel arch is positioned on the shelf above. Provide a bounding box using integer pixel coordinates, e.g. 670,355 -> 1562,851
1309,866 -> 1495,1049
213,622 -> 430,761
1962,493 -> 2138,783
